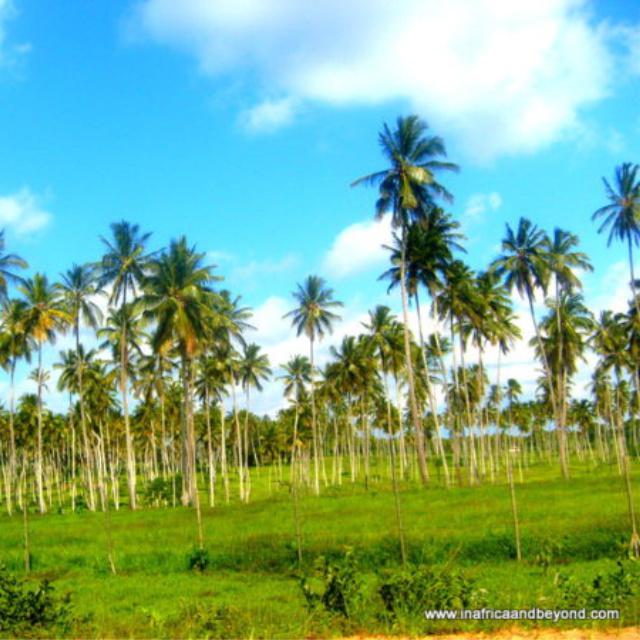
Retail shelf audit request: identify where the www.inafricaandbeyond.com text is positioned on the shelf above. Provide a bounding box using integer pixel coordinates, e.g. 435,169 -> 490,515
424,608 -> 620,622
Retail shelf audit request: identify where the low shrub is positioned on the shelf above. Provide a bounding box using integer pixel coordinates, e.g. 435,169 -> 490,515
378,563 -> 486,621
554,560 -> 640,610
300,548 -> 363,619
0,565 -> 72,637
187,547 -> 210,572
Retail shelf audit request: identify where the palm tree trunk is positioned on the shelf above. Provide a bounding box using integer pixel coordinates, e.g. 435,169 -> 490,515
205,389 -> 215,508
527,292 -> 567,478
308,335 -> 321,495
399,228 -> 429,486
219,403 -> 229,504
35,344 -> 46,514
415,292 -> 450,486
120,295 -> 137,509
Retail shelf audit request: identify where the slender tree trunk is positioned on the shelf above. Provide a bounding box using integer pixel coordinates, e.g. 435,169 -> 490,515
527,292 -> 566,478
35,345 -> 46,514
399,227 -> 429,485
308,336 -> 321,495
415,292 -> 450,486
219,404 -> 229,504
120,295 -> 137,509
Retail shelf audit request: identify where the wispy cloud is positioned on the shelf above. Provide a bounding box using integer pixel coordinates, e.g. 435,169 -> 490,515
0,188 -> 52,237
239,97 -> 298,133
230,254 -> 298,281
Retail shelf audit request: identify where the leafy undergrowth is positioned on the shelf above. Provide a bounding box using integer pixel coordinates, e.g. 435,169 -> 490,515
0,461 -> 638,637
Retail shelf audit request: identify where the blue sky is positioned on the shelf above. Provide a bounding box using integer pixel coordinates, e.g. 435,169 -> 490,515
0,0 -> 639,413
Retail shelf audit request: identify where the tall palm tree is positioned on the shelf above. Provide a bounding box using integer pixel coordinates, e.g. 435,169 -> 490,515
19,273 -> 70,513
592,163 -> 640,314
362,305 -> 408,561
284,275 -> 342,494
99,221 -> 152,509
238,342 -> 271,500
591,310 -> 640,556
490,218 -> 568,476
0,230 -> 28,301
60,264 -> 103,510
353,115 -> 458,486
140,236 -> 218,508
544,229 -> 593,474
0,300 -> 32,493
280,355 -> 311,477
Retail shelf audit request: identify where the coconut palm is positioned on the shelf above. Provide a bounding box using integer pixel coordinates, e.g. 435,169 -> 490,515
99,221 -> 153,509
238,342 -> 272,499
60,263 -> 104,510
591,309 -> 640,556
0,230 -> 28,301
592,163 -> 640,313
0,298 -> 33,510
140,236 -> 218,508
19,273 -> 70,513
490,218 -> 570,476
284,275 -> 342,494
353,116 -> 458,486
280,354 -> 311,477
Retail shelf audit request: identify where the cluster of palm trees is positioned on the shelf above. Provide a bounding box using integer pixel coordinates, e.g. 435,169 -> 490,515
0,116 -> 639,543
0,224 -> 273,516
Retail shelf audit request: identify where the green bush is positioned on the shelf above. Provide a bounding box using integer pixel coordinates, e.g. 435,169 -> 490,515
554,560 -> 640,610
188,547 -> 210,572
0,566 -> 72,637
378,563 -> 486,620
300,548 -> 363,619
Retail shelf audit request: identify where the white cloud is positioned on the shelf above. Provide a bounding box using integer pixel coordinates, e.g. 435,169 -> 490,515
323,216 -> 392,279
239,97 -> 297,133
462,191 -> 502,223
0,188 -> 52,236
230,254 -> 297,281
131,0 -> 626,159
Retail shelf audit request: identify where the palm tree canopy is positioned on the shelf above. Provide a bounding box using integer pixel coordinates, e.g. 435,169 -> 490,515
545,228 -> 592,293
60,263 -> 104,330
592,163 -> 640,247
352,115 -> 458,229
284,275 -> 342,342
99,220 -> 153,306
280,355 -> 311,402
19,273 -> 70,345
0,230 -> 28,301
490,217 -> 550,301
140,236 -> 219,359
239,343 -> 272,392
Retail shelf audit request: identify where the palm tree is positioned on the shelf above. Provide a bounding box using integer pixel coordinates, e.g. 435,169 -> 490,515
591,310 -> 640,557
490,218 -> 569,476
0,230 -> 28,301
60,264 -> 104,510
284,275 -> 342,495
362,305 -> 408,562
140,236 -> 218,509
99,221 -> 153,509
353,115 -> 458,486
19,273 -> 70,513
238,342 -> 271,500
280,355 -> 311,478
0,299 -> 33,512
592,163 -> 640,314
55,345 -> 98,511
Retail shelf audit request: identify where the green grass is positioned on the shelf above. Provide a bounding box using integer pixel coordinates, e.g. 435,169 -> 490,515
1,459 -> 639,637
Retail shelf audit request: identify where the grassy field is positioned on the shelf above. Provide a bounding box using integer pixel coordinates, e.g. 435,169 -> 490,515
1,459 -> 640,637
